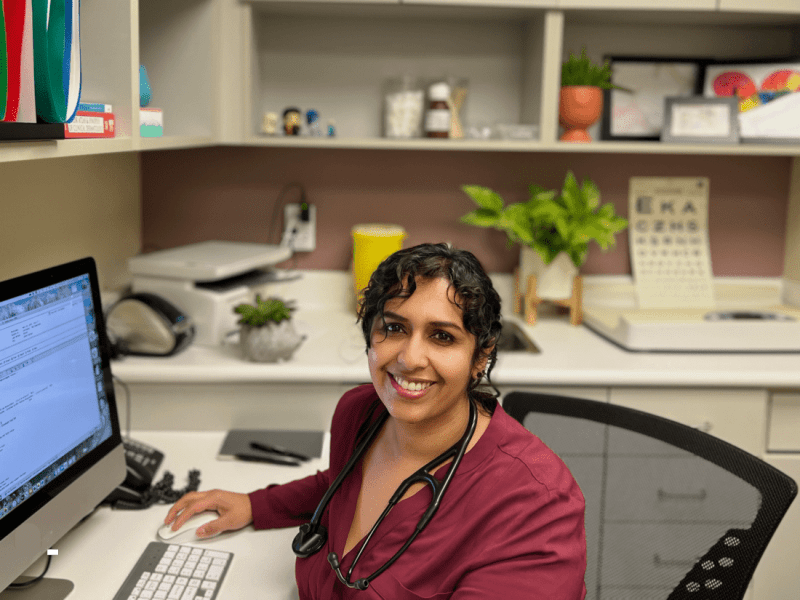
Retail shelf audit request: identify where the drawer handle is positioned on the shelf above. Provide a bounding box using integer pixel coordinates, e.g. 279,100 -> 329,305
657,488 -> 707,502
654,554 -> 697,568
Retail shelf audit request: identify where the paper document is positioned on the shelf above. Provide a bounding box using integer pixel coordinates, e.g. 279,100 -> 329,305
629,177 -> 715,309
739,92 -> 800,140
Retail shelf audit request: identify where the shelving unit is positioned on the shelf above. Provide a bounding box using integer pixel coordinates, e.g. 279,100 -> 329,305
240,1 -> 800,156
0,1 -> 799,162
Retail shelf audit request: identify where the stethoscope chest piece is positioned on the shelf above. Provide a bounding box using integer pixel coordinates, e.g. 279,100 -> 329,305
293,523 -> 328,558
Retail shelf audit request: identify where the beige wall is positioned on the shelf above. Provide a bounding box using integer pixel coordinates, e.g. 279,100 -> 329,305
0,153 -> 142,290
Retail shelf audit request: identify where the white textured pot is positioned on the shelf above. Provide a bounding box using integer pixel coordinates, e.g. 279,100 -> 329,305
240,321 -> 305,363
518,246 -> 578,300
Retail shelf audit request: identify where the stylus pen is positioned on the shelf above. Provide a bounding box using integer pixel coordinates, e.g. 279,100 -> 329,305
249,441 -> 310,462
234,453 -> 301,466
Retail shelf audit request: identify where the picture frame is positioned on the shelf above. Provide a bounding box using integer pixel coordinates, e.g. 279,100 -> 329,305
702,57 -> 800,143
661,96 -> 740,144
601,56 -> 706,141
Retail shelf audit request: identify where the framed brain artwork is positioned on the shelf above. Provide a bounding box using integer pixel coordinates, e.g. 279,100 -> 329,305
703,59 -> 800,142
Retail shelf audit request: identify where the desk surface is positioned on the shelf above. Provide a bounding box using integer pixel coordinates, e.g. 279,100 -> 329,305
24,431 -> 327,600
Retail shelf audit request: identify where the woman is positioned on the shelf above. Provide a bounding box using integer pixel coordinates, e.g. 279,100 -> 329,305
164,243 -> 587,599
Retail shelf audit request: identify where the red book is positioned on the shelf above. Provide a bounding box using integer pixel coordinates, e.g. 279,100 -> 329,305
64,111 -> 116,138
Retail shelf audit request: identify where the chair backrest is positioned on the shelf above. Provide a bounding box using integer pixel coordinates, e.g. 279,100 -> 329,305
503,391 -> 797,600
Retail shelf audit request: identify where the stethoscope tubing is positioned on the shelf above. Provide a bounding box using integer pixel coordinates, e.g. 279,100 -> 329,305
327,399 -> 479,590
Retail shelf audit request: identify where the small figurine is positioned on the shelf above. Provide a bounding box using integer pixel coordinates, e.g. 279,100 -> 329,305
262,112 -> 278,135
139,65 -> 152,107
327,119 -> 336,137
306,109 -> 322,136
283,108 -> 301,135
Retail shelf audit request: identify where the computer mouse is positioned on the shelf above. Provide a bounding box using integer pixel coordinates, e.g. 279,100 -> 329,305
156,511 -> 220,544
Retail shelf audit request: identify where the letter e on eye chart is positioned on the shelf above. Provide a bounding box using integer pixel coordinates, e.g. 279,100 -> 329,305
629,177 -> 715,309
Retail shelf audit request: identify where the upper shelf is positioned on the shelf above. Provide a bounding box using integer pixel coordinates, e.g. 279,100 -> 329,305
240,135 -> 800,156
2,0 -> 799,164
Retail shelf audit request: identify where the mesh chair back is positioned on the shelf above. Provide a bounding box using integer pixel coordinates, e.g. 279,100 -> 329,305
503,392 -> 797,600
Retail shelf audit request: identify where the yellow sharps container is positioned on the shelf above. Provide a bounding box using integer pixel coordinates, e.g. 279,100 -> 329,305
352,224 -> 407,303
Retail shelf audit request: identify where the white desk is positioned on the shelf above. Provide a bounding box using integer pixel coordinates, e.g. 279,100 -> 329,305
21,431 -> 327,600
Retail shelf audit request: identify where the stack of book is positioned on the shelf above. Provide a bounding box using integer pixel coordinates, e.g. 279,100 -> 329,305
64,103 -> 116,139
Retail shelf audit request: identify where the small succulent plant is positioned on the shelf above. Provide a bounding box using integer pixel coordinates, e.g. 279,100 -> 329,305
234,295 -> 293,327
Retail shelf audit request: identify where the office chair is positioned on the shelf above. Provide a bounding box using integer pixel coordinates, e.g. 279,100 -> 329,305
502,391 -> 797,600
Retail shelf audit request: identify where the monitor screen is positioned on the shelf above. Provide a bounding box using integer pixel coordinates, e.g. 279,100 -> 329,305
0,257 -> 125,593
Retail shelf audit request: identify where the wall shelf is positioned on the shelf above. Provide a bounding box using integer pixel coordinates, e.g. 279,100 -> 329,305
0,1 -> 798,163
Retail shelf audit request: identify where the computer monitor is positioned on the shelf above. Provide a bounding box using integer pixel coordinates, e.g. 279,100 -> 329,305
0,257 -> 126,597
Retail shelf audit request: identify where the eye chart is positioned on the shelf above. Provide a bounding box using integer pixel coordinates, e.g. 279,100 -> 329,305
629,177 -> 715,309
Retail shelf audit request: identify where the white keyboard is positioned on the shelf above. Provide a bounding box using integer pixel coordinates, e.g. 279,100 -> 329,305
112,542 -> 233,600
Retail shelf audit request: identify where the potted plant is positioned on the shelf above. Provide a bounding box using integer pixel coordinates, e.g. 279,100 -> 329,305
560,48 -> 615,142
234,295 -> 305,362
460,171 -> 628,299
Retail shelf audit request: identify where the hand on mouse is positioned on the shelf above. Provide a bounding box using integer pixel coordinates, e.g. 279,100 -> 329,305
164,489 -> 253,538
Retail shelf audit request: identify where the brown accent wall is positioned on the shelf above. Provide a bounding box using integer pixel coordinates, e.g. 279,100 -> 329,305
141,147 -> 791,276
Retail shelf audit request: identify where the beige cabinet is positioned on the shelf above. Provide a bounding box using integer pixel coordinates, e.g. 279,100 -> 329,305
559,0 -> 716,8
113,381 -> 353,432
719,0 -> 800,13
750,392 -> 800,600
609,387 -> 767,455
611,388 -> 763,600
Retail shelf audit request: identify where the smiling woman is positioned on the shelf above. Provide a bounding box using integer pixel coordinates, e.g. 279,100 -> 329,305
163,243 -> 587,600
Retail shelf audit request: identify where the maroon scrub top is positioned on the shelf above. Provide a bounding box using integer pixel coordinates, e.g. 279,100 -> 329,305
249,384 -> 587,599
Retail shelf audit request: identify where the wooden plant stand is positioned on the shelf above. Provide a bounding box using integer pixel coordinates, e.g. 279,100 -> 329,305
513,269 -> 583,326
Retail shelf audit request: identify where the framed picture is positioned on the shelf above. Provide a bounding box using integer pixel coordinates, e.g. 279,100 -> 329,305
661,97 -> 740,144
703,58 -> 800,143
601,56 -> 706,141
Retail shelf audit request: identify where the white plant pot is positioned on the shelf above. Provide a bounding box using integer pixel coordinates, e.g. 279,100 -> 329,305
240,321 -> 305,363
518,247 -> 578,300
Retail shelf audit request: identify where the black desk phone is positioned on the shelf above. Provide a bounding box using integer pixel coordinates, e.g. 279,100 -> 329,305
103,438 -> 165,507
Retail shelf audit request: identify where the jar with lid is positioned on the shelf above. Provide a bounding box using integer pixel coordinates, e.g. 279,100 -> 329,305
425,81 -> 451,138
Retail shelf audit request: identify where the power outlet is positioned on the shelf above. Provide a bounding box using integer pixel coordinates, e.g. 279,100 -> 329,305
282,203 -> 317,252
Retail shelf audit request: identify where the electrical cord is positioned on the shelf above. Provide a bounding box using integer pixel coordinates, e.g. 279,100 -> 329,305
7,555 -> 52,589
269,182 -> 306,246
112,470 -> 201,511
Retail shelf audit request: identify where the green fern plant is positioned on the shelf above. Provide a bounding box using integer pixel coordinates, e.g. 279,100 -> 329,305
460,172 -> 628,269
561,48 -> 615,89
234,295 -> 293,327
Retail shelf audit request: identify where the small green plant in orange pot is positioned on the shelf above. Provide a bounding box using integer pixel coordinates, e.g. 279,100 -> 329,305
560,48 -> 616,142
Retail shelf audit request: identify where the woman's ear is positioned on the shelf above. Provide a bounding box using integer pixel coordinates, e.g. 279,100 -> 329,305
473,344 -> 495,378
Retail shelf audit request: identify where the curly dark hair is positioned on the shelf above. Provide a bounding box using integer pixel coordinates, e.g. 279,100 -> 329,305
356,243 -> 502,414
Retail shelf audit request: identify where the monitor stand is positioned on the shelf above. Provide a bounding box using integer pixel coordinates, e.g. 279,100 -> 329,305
0,578 -> 74,600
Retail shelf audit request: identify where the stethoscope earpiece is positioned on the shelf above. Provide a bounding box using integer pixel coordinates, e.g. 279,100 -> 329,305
292,523 -> 328,558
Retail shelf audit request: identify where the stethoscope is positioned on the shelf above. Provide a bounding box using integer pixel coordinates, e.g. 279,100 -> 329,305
292,398 -> 478,591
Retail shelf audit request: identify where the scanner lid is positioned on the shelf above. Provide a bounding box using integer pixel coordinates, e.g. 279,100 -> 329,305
129,241 -> 292,282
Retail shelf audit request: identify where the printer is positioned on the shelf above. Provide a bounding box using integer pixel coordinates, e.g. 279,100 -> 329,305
129,241 -> 293,346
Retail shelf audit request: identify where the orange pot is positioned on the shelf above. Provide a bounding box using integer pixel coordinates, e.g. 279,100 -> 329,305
559,86 -> 603,142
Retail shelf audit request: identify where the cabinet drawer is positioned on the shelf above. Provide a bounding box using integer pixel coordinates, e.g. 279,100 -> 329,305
604,457 -> 760,523
519,411 -> 606,455
768,392 -> 800,451
610,388 -> 767,456
601,523 -> 733,588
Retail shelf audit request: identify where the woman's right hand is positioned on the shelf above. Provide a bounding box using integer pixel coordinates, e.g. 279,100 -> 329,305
163,489 -> 253,539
